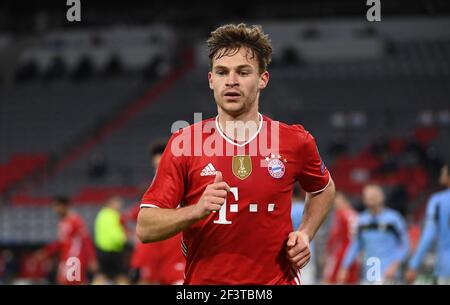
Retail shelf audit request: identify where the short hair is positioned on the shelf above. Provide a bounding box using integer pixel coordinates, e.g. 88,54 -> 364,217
53,195 -> 71,206
207,23 -> 272,73
149,140 -> 167,159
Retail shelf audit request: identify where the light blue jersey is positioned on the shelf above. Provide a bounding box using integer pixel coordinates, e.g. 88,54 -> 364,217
291,201 -> 305,231
291,201 -> 315,254
409,189 -> 450,278
291,201 -> 316,284
342,208 -> 410,281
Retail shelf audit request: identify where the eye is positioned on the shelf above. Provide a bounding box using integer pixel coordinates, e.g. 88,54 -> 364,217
239,71 -> 250,76
216,70 -> 226,76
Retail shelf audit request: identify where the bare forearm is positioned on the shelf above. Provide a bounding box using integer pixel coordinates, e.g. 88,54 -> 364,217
298,178 -> 335,241
136,205 -> 199,243
137,172 -> 231,243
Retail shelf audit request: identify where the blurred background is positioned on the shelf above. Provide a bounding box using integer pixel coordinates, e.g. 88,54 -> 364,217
0,0 -> 449,284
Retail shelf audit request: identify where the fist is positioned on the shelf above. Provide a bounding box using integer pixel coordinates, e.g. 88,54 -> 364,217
286,231 -> 311,269
193,171 -> 230,220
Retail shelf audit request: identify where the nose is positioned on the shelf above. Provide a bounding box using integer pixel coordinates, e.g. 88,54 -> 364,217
226,71 -> 239,87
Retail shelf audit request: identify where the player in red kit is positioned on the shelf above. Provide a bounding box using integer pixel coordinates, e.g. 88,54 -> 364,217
127,142 -> 185,284
137,23 -> 335,285
37,196 -> 97,285
322,192 -> 359,284
128,205 -> 185,284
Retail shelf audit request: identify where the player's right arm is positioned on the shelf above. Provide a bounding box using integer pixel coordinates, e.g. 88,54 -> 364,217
405,196 -> 439,283
137,171 -> 229,243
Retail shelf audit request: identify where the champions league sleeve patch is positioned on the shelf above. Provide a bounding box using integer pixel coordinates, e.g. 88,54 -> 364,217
316,146 -> 327,175
320,160 -> 326,175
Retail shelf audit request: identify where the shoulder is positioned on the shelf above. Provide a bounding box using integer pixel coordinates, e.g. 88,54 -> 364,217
69,213 -> 84,226
358,211 -> 370,223
264,116 -> 316,145
384,208 -> 405,223
430,189 -> 450,202
170,117 -> 216,139
425,191 -> 446,212
163,117 -> 216,160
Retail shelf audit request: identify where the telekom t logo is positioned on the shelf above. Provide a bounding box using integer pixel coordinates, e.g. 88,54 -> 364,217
213,187 -> 276,225
214,187 -> 238,225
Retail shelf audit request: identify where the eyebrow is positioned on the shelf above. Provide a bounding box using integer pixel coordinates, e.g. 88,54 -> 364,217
214,65 -> 254,70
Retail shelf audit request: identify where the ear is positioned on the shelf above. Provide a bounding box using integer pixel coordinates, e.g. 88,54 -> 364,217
208,71 -> 214,90
258,71 -> 270,90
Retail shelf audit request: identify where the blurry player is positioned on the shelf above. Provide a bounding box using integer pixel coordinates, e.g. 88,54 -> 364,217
37,196 -> 97,285
94,196 -> 128,284
127,141 -> 185,285
338,185 -> 409,284
406,160 -> 450,284
137,23 -> 335,284
322,192 -> 359,284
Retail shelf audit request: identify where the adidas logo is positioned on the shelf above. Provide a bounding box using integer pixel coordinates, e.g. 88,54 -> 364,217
200,163 -> 217,176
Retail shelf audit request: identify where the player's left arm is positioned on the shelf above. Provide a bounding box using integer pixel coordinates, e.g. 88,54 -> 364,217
405,197 -> 438,283
286,178 -> 335,269
287,129 -> 336,269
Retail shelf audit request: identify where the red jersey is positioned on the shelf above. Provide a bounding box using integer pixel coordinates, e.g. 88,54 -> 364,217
141,115 -> 330,284
128,205 -> 185,284
45,212 -> 95,284
323,207 -> 359,284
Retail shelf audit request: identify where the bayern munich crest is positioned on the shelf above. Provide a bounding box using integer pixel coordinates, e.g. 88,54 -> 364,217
266,154 -> 286,179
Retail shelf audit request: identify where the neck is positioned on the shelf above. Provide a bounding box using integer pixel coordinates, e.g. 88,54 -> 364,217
217,105 -> 259,124
369,206 -> 383,215
217,107 -> 260,142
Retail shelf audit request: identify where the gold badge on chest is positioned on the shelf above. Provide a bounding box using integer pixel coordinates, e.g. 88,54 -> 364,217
232,155 -> 252,180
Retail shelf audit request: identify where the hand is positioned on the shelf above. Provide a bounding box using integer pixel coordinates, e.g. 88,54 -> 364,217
337,268 -> 348,284
192,171 -> 230,220
286,231 -> 311,269
405,269 -> 417,284
383,262 -> 400,281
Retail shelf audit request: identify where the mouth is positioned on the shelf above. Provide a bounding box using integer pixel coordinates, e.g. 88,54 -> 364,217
223,91 -> 242,100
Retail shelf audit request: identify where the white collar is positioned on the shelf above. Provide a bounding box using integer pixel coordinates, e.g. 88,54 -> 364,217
215,113 -> 263,147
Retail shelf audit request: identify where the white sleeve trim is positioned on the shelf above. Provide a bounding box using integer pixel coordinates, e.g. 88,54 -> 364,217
140,204 -> 160,209
307,175 -> 332,194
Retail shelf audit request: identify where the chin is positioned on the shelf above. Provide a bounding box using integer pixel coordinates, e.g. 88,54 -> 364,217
219,102 -> 244,114
223,107 -> 245,117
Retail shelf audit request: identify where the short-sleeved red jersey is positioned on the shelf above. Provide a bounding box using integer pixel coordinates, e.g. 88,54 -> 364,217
323,208 -> 359,284
128,205 -> 185,284
44,212 -> 95,284
141,114 -> 330,284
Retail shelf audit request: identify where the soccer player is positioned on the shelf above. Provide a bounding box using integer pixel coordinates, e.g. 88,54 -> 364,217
322,192 -> 359,284
338,184 -> 410,284
406,161 -> 450,284
128,142 -> 185,285
37,196 -> 97,285
94,196 -> 128,284
137,23 -> 335,285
